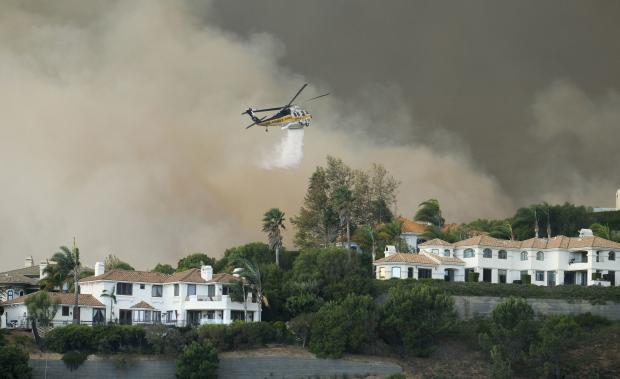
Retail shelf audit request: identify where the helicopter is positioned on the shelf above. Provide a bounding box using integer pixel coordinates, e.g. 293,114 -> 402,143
242,84 -> 329,131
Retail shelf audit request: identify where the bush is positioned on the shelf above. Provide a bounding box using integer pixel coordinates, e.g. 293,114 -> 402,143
467,272 -> 480,282
45,324 -> 149,354
379,284 -> 457,357
198,321 -> 288,351
145,324 -> 195,355
479,298 -> 539,376
522,274 -> 532,284
309,295 -> 377,358
176,340 -> 218,379
44,324 -> 95,353
384,374 -> 406,379
573,312 -> 611,329
288,313 -> 315,348
529,315 -> 582,378
62,350 -> 88,371
0,344 -> 32,378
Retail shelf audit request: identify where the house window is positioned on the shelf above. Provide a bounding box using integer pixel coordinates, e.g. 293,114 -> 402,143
444,249 -> 451,257
379,267 -> 385,279
153,311 -> 161,323
116,282 -> 133,296
610,251 -> 616,261
535,271 -> 545,281
187,284 -> 197,296
432,249 -> 439,255
418,268 -> 432,279
408,267 -> 414,278
7,289 -> 13,301
19,290 -> 24,297
62,306 -> 70,316
464,249 -> 474,258
498,250 -> 507,260
151,285 -> 163,297
140,284 -> 145,290
520,251 -> 528,261
174,284 -> 179,296
483,248 -> 492,258
391,267 -> 401,278
536,251 -> 544,261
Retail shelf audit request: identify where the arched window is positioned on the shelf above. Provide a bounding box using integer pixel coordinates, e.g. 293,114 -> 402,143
483,248 -> 492,258
464,248 -> 474,258
498,250 -> 507,259
444,249 -> 451,257
19,290 -> 24,297
536,251 -> 544,261
610,251 -> 616,261
520,251 -> 528,261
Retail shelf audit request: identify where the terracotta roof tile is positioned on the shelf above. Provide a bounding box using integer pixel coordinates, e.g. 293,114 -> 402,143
422,252 -> 465,265
455,235 -> 521,249
165,269 -> 238,284
419,238 -> 454,247
450,234 -> 620,251
131,301 -> 155,310
374,253 -> 437,265
2,291 -> 104,307
398,217 -> 430,234
80,269 -> 170,283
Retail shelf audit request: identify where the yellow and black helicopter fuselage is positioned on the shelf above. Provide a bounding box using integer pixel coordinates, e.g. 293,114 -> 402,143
242,84 -> 328,131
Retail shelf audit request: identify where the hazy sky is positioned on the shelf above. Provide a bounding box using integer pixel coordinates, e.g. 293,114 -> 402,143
1,1 -> 618,271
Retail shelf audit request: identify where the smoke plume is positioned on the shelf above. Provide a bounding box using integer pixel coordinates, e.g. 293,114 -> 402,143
1,1 -> 522,271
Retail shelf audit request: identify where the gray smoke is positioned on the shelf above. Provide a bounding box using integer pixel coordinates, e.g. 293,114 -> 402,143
5,1 -> 615,271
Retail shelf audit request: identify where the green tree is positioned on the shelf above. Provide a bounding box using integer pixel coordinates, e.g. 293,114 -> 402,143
479,297 -> 539,376
369,163 -> 399,224
309,301 -> 347,358
234,259 -> 267,322
45,243 -> 81,324
262,208 -> 286,267
590,223 -> 611,239
334,186 -> 354,253
414,199 -> 445,228
177,253 -> 216,272
25,291 -> 60,327
529,315 -> 583,379
100,288 -> 117,324
0,344 -> 32,379
377,219 -> 405,253
176,340 -> 218,379
215,243 -> 273,272
151,263 -> 175,275
380,284 -> 457,357
104,254 -> 134,271
288,313 -> 315,348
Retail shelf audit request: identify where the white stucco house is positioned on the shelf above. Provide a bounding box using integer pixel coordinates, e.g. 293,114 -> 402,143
419,231 -> 620,286
2,292 -> 106,329
373,245 -> 466,281
79,263 -> 259,326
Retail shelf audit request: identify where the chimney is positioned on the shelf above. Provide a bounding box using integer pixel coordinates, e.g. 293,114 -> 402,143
384,245 -> 397,257
95,261 -> 105,277
39,260 -> 48,279
579,228 -> 594,238
200,265 -> 213,281
24,256 -> 34,268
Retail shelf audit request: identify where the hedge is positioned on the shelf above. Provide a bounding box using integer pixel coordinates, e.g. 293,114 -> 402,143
198,321 -> 290,351
45,324 -> 149,354
374,279 -> 620,303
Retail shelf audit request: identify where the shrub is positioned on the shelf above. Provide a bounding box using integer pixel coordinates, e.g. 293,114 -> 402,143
198,321 -> 287,351
44,324 -> 95,353
0,344 -> 32,378
467,272 -> 480,282
573,312 -> 611,329
288,313 -> 315,348
522,274 -> 532,284
379,284 -> 457,357
45,324 -> 149,354
62,350 -> 88,371
529,315 -> 582,378
479,298 -> 538,376
145,324 -> 194,355
176,340 -> 218,379
384,374 -> 406,379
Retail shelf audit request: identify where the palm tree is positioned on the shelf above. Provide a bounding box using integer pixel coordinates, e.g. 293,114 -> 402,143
414,199 -> 445,228
229,279 -> 248,322
378,219 -> 404,252
334,186 -> 353,254
100,288 -> 117,324
262,208 -> 286,267
47,242 -> 81,324
234,259 -> 267,322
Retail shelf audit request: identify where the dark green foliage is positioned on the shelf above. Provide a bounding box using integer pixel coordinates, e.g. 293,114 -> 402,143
467,272 -> 480,282
479,298 -> 539,376
529,315 -> 582,378
309,295 -> 377,358
384,374 -> 406,379
572,312 -> 611,329
215,243 -> 273,272
176,339 -> 218,379
0,344 -> 32,379
198,322 -> 289,351
379,284 -> 457,357
288,313 -> 315,348
522,274 -> 532,284
177,253 -> 216,272
144,324 -> 196,355
414,199 -> 445,228
290,248 -> 372,302
61,350 -> 88,371
151,263 -> 175,275
44,324 -> 149,354
373,279 -> 620,303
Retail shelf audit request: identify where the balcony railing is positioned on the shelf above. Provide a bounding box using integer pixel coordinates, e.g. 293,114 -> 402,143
185,295 -> 223,302
568,256 -> 588,264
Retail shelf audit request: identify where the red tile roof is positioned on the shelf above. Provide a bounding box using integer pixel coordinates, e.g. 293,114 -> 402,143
165,269 -> 237,284
131,301 -> 155,310
2,291 -> 104,307
422,252 -> 465,265
374,253 -> 437,265
80,269 -> 170,283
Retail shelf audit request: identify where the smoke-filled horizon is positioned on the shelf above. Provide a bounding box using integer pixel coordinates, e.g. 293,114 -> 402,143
0,1 -> 617,271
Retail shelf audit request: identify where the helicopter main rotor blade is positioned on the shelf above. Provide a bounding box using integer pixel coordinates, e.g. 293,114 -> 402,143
304,93 -> 330,102
286,83 -> 308,106
253,106 -> 286,113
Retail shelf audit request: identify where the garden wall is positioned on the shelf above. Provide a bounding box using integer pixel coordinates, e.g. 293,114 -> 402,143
454,295 -> 620,320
